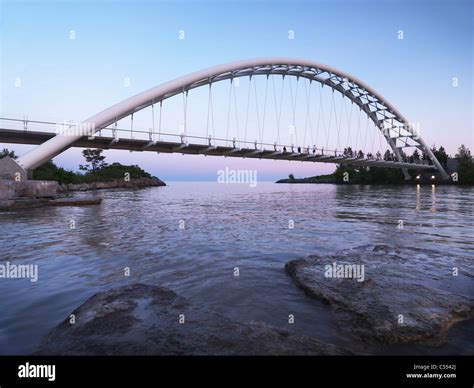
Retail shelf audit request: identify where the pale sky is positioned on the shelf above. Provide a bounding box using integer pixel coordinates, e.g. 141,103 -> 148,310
1,0 -> 472,180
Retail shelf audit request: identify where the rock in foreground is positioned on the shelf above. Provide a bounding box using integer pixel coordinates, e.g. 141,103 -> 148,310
35,283 -> 348,355
285,245 -> 473,346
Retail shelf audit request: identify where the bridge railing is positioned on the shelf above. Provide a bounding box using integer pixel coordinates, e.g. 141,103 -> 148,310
0,116 -> 436,168
0,116 -> 357,157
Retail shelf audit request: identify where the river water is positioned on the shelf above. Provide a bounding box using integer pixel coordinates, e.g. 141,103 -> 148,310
0,182 -> 473,355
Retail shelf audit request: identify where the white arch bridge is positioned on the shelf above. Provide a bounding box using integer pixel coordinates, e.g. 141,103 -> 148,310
1,58 -> 448,179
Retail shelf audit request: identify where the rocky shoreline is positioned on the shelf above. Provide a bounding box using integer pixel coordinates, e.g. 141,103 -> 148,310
59,177 -> 166,192
33,244 -> 473,355
35,283 -> 350,356
0,177 -> 166,210
285,245 -> 473,346
276,176 -> 336,184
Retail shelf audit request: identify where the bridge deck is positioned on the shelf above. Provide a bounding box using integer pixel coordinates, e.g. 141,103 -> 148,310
0,128 -> 436,171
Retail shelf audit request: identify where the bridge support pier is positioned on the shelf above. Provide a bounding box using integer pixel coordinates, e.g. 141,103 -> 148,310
0,157 -> 61,204
0,157 -> 29,181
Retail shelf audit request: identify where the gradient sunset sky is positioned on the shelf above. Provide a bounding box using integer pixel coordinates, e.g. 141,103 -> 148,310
1,0 -> 472,180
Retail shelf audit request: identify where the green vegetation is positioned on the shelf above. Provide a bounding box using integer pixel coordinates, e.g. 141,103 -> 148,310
29,149 -> 153,185
334,165 -> 406,184
455,144 -> 474,184
80,162 -> 152,182
2,144 -> 473,185
278,173 -> 336,184
331,144 -> 473,184
280,144 -> 474,185
33,160 -> 83,185
79,149 -> 107,173
432,146 -> 449,168
0,148 -> 18,159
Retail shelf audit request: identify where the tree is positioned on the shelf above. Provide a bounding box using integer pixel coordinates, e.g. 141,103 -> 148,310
33,160 -> 82,185
0,148 -> 18,159
83,162 -> 152,182
456,144 -> 472,159
383,150 -> 391,161
455,145 -> 474,184
400,150 -> 408,162
412,149 -> 420,161
288,173 -> 295,181
432,145 -> 449,168
79,149 -> 107,172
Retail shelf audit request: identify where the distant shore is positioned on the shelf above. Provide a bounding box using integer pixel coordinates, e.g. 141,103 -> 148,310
276,174 -> 336,184
276,172 -> 470,185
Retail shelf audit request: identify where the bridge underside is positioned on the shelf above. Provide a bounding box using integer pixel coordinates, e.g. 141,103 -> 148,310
0,128 -> 437,171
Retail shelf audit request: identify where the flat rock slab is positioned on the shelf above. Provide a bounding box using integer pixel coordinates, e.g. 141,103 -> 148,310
285,245 -> 473,346
35,283 -> 349,355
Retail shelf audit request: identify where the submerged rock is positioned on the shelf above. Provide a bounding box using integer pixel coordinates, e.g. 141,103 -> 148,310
285,245 -> 473,346
35,283 -> 349,355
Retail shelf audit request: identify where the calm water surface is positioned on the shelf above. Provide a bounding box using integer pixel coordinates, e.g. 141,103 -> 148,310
0,182 -> 473,354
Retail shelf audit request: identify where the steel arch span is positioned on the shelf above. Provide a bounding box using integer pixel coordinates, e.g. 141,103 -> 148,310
16,58 -> 449,179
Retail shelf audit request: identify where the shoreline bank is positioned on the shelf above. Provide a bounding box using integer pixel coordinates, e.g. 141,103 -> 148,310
0,177 -> 166,210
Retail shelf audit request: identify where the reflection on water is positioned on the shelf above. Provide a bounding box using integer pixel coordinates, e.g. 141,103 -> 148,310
0,182 -> 473,354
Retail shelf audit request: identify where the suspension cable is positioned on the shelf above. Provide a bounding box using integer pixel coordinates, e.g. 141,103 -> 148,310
226,78 -> 233,146
260,75 -> 269,148
244,75 -> 252,145
315,83 -> 324,151
371,118 -> 376,156
335,92 -> 344,152
289,76 -> 299,147
233,78 -> 240,146
354,106 -> 362,155
159,101 -> 163,140
182,89 -> 188,138
272,75 -> 283,146
379,122 -> 383,157
151,100 -> 155,138
327,89 -> 335,151
345,100 -> 354,153
303,80 -> 313,147
278,76 -> 284,145
253,75 -> 261,143
206,83 -> 212,140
